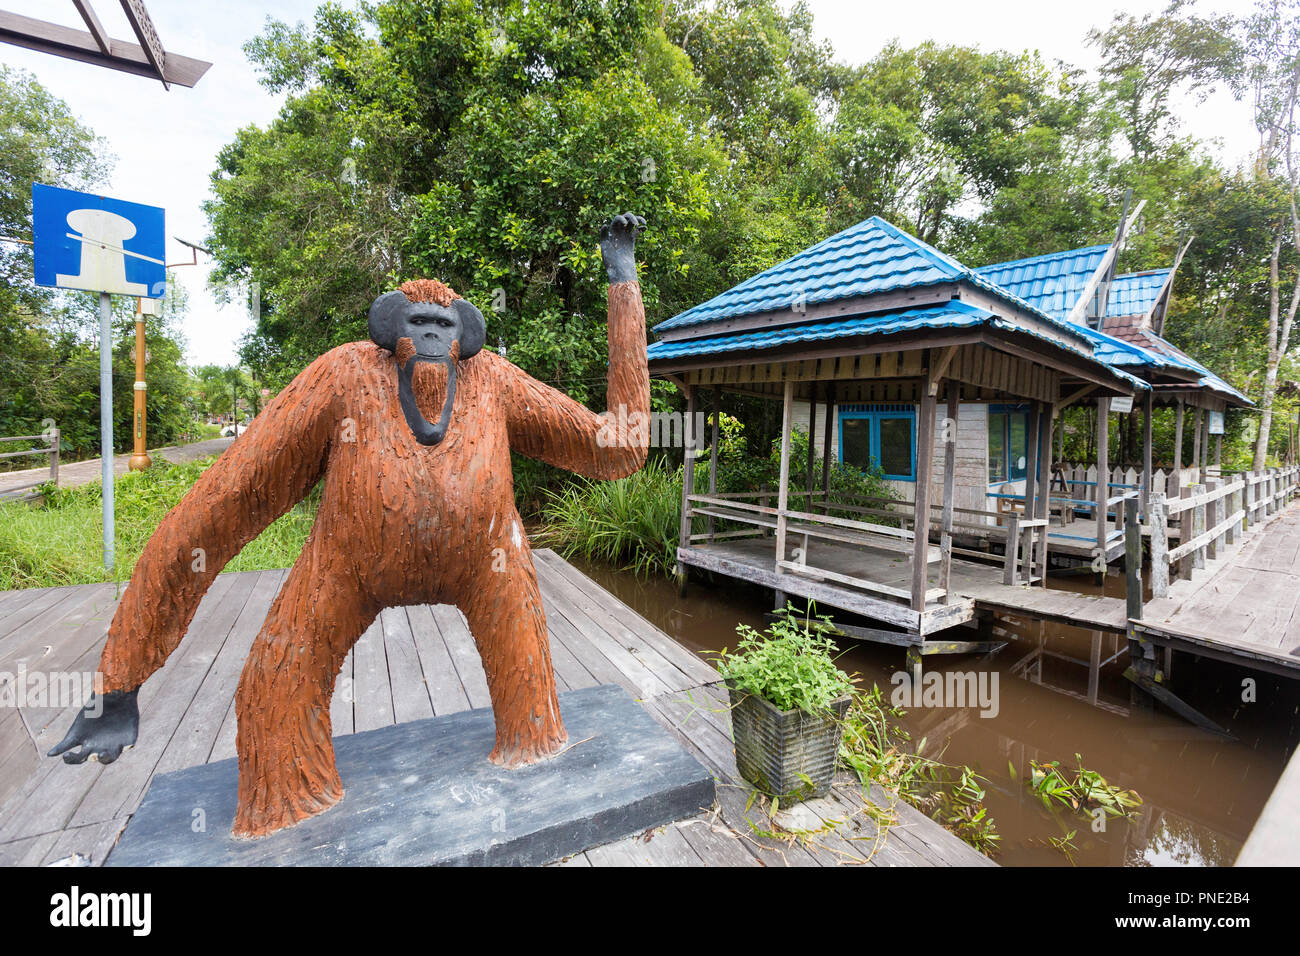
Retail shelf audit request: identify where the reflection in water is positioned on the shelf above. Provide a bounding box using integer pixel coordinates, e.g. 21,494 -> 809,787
572,558 -> 1300,867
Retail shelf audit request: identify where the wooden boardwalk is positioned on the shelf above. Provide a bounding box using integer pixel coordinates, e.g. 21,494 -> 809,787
1138,505 -> 1300,678
0,550 -> 991,867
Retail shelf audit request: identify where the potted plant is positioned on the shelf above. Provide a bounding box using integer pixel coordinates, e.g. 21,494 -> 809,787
715,606 -> 854,805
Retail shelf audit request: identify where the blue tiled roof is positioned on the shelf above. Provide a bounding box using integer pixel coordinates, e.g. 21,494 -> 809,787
652,216 -> 1092,349
1105,270 -> 1171,318
645,299 -> 1150,392
974,245 -> 1109,322
648,301 -> 992,360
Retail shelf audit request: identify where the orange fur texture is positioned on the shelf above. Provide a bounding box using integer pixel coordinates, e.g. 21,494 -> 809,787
98,281 -> 650,837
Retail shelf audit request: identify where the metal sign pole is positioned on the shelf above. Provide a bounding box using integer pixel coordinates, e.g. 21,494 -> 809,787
99,290 -> 115,571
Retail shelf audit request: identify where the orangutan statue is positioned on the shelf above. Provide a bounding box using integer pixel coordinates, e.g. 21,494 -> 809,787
50,213 -> 650,838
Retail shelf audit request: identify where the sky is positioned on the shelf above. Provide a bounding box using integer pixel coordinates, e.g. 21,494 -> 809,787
1,0 -> 1261,367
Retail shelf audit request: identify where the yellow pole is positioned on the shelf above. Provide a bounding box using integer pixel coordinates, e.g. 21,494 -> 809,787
128,297 -> 153,471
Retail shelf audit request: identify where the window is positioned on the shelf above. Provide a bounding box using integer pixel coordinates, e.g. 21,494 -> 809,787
838,405 -> 916,481
988,404 -> 1031,484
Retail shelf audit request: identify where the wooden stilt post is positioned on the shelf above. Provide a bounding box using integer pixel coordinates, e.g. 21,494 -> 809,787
1024,402 -> 1041,584
1192,407 -> 1202,476
805,388 -> 816,497
911,386 -> 937,612
706,388 -> 719,541
940,381 -> 958,603
1142,390 -> 1153,518
1125,496 -> 1142,623
1149,492 -> 1169,598
1174,400 -> 1185,472
774,379 -> 794,611
821,382 -> 835,499
1096,396 -> 1110,580
677,386 -> 697,596
1036,404 -> 1053,585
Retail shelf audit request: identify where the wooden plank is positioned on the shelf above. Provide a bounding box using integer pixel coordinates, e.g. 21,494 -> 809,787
68,571 -> 274,828
382,605 -> 435,724
0,571 -> 258,843
150,573 -> 268,774
430,604 -> 492,710
405,604 -> 472,717
352,615 -> 394,733
533,562 -> 673,698
536,551 -> 716,688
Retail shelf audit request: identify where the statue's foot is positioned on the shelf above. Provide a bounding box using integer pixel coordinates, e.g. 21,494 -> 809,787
232,774 -> 344,838
489,725 -> 569,769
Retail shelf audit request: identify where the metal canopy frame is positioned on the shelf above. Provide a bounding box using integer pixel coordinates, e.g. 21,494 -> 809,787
0,2 -> 211,89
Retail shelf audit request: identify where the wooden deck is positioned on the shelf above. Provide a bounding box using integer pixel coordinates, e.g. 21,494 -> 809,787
0,550 -> 991,867
681,537 -> 1132,637
1138,505 -> 1300,678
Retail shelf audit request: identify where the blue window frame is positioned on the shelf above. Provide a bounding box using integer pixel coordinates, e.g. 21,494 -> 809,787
837,404 -> 916,481
988,403 -> 1031,484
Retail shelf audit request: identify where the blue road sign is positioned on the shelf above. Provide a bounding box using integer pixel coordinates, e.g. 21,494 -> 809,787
32,183 -> 166,298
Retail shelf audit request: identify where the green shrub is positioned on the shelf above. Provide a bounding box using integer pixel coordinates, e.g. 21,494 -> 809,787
537,456 -> 682,576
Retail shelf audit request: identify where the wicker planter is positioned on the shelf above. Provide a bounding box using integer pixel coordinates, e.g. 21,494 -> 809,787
726,681 -> 850,803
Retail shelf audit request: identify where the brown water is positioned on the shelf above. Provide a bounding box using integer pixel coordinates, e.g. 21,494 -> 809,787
572,557 -> 1300,867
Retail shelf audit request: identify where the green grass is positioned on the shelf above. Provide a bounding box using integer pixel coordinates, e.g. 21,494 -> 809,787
0,456 -> 316,589
536,456 -> 682,576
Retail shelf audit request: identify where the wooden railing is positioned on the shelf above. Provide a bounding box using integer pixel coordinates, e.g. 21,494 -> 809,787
1146,466 -> 1300,599
0,430 -> 60,502
684,490 -> 947,605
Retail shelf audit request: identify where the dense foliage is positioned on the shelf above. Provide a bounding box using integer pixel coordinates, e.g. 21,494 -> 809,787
200,0 -> 1300,478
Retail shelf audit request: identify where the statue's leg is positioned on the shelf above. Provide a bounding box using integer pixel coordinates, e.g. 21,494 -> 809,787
458,550 -> 567,767
232,545 -> 377,838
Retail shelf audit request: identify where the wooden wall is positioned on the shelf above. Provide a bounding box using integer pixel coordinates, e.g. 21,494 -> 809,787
790,400 -> 990,514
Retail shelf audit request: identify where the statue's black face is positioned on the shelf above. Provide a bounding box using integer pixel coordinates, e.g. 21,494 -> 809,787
402,303 -> 462,361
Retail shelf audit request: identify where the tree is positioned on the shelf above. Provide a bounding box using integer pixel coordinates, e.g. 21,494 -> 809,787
1245,0 -> 1300,468
1088,0 -> 1242,162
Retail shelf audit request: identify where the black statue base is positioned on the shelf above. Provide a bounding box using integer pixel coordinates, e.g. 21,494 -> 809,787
106,684 -> 715,866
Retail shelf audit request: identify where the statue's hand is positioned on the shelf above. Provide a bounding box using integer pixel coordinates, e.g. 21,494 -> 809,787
47,688 -> 139,765
600,212 -> 646,284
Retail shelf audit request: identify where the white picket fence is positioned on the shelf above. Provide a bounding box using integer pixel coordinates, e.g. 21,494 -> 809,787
1053,463 -> 1208,500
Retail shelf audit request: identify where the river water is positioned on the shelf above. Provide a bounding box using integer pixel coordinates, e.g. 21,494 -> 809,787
571,557 -> 1300,866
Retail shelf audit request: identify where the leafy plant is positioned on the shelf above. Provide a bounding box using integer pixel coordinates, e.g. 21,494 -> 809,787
713,605 -> 854,715
1011,753 -> 1143,820
839,683 -> 1001,856
537,456 -> 682,576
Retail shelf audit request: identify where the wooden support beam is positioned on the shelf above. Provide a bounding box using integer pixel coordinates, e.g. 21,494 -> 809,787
1122,667 -> 1235,739
912,387 -> 937,611
806,387 -> 817,495
1035,404 -> 1053,584
677,386 -> 697,595
1142,390 -> 1153,517
1096,396 -> 1110,565
774,379 -> 795,610
928,345 -> 958,395
1174,400 -> 1185,471
821,382 -> 834,495
1192,407 -> 1202,472
1125,497 -> 1142,623
707,388 -> 719,540
1024,401 -> 1041,584
1058,383 -> 1097,410
1149,492 -> 1169,597
940,381 -> 959,603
